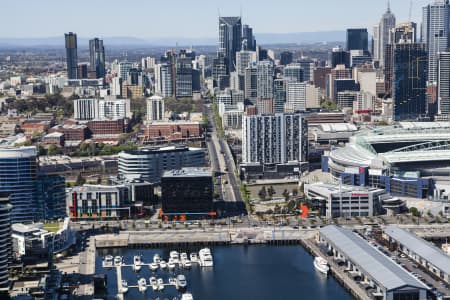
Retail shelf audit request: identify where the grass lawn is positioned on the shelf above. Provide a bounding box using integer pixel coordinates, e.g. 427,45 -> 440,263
43,222 -> 60,233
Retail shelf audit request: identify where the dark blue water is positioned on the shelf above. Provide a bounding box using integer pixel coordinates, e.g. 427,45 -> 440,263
96,245 -> 354,300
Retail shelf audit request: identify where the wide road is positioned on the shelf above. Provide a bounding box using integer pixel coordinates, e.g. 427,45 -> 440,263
204,103 -> 243,203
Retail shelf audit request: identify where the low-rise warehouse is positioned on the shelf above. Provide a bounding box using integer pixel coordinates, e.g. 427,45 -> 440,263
384,226 -> 450,284
319,225 -> 429,300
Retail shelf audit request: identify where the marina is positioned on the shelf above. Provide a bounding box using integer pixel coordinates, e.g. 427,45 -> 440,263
96,245 -> 353,300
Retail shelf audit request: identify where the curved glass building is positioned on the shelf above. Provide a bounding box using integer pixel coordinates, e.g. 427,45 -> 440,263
0,147 -> 37,224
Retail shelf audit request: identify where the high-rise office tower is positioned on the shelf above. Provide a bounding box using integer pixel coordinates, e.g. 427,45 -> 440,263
147,95 -> 165,121
0,195 -> 11,292
437,52 -> 450,117
242,113 -> 308,164
236,50 -> 258,75
346,28 -> 369,52
244,63 -> 258,102
256,60 -> 274,99
212,55 -> 229,86
284,63 -> 304,82
385,22 -> 417,96
280,51 -> 293,65
89,38 -> 106,79
274,79 -> 287,113
176,50 -> 193,98
65,32 -> 78,79
0,147 -> 37,224
422,0 -> 450,83
218,17 -> 242,73
376,3 -> 396,67
154,63 -> 173,98
242,24 -> 256,51
331,46 -> 350,68
298,59 -> 315,82
393,43 -> 427,121
372,25 -> 380,62
73,98 -> 99,120
286,82 -> 307,112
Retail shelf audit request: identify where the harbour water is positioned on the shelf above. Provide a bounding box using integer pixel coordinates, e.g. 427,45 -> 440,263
96,245 -> 354,300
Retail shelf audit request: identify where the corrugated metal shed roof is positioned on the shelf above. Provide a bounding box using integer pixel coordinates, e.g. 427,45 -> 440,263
320,225 -> 428,291
384,225 -> 450,275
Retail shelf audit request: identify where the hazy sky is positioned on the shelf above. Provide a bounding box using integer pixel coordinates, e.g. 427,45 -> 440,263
1,0 -> 432,38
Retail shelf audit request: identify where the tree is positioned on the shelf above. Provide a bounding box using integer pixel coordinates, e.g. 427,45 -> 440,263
75,173 -> 86,186
47,144 -> 63,156
409,207 -> 421,217
258,186 -> 267,201
292,188 -> 298,197
267,186 -> 276,198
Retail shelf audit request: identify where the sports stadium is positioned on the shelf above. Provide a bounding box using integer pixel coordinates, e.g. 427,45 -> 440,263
322,122 -> 450,198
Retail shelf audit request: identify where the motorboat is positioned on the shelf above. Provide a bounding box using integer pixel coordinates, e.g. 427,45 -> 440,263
183,259 -> 192,269
313,256 -> 330,275
157,278 -> 164,291
114,256 -> 122,266
168,260 -> 176,270
150,276 -> 158,291
150,262 -> 159,272
190,253 -> 199,263
138,278 -> 147,292
153,253 -> 161,264
170,251 -> 180,263
169,277 -> 177,286
176,274 -> 187,290
160,260 -> 168,269
120,280 -> 128,293
103,255 -> 113,268
133,255 -> 142,272
180,252 -> 188,261
181,292 -> 194,300
199,248 -> 213,267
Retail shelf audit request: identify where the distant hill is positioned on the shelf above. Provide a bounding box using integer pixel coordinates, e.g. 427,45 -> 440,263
0,31 -> 346,48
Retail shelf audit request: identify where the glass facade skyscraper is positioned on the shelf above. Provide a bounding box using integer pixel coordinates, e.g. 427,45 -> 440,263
0,147 -> 37,224
393,43 -> 427,121
89,38 -> 105,79
65,32 -> 78,80
218,16 -> 242,73
346,28 -> 369,52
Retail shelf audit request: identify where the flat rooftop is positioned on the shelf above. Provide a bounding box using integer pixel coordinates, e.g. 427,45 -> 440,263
384,226 -> 450,275
162,167 -> 211,178
320,225 -> 428,291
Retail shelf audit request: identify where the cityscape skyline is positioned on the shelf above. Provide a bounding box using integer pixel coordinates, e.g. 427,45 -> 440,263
0,0 -> 431,40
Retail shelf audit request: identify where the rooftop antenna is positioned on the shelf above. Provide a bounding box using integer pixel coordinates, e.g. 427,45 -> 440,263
409,0 -> 413,22
387,0 -> 391,12
240,5 -> 242,20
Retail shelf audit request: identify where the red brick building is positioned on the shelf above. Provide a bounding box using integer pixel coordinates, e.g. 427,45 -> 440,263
87,119 -> 127,140
143,122 -> 203,141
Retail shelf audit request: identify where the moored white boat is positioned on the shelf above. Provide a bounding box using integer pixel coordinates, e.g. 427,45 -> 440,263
170,251 -> 180,264
150,262 -> 159,272
313,256 -> 329,275
199,248 -> 213,267
133,255 -> 142,272
190,253 -> 199,263
153,253 -> 161,264
120,280 -> 128,293
160,260 -> 168,269
181,292 -> 194,300
138,278 -> 147,292
176,274 -> 187,290
103,255 -> 113,268
157,278 -> 164,290
114,256 -> 122,266
150,276 -> 158,291
183,259 -> 192,269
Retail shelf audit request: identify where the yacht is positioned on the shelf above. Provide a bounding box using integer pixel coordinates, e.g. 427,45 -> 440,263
150,262 -> 159,272
168,259 -> 176,270
190,253 -> 199,263
176,274 -> 187,290
180,252 -> 188,261
160,260 -> 168,269
182,259 -> 192,269
153,253 -> 161,264
199,248 -> 213,267
103,255 -> 113,268
150,276 -> 158,291
313,256 -> 330,275
138,278 -> 147,292
157,278 -> 165,291
114,256 -> 122,266
169,277 -> 177,286
120,280 -> 128,294
181,292 -> 194,300
170,251 -> 180,263
133,255 -> 142,272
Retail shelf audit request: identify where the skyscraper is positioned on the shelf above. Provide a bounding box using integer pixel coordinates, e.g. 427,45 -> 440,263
154,63 -> 173,98
0,195 -> 11,292
218,16 -> 242,73
284,63 -> 304,82
65,32 -> 78,79
346,28 -> 369,52
437,52 -> 450,117
377,3 -> 396,67
242,24 -> 256,51
422,0 -> 450,83
256,60 -> 274,99
331,46 -> 350,68
147,95 -> 165,121
89,38 -> 106,79
176,50 -> 193,98
236,50 -> 257,76
0,147 -> 37,224
244,63 -> 258,102
393,43 -> 427,121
